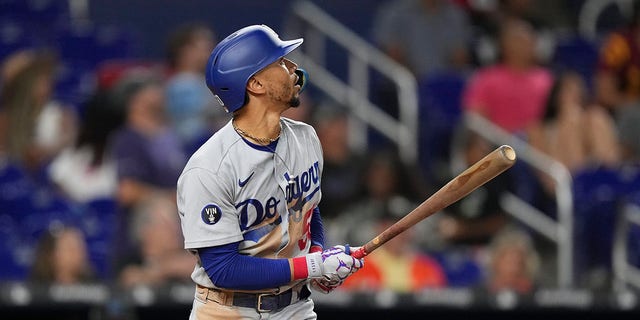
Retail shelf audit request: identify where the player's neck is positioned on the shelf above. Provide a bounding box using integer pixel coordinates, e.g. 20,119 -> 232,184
232,104 -> 282,142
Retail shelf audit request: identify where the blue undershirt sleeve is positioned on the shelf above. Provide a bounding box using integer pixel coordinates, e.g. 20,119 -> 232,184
310,207 -> 325,248
198,242 -> 293,290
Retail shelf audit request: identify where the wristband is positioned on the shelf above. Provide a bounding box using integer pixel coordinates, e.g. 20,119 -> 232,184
306,252 -> 323,278
292,252 -> 323,280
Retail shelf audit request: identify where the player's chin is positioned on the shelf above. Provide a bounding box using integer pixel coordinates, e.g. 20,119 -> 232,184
288,96 -> 301,108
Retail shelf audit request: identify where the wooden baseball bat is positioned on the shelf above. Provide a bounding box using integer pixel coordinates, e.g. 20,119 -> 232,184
351,145 -> 516,259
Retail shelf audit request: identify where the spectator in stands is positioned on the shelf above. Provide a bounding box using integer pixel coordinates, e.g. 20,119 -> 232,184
595,2 -> 640,111
484,227 -> 540,294
0,50 -> 76,173
48,90 -> 123,203
110,72 -> 187,268
595,2 -> 640,165
528,71 -> 621,175
118,195 -> 194,288
111,73 -> 185,208
438,130 -> 511,247
371,0 -> 471,116
31,225 -> 95,285
462,18 -> 553,133
463,0 -> 562,66
616,100 -> 640,164
164,23 -> 226,153
312,103 -> 366,221
372,0 -> 471,78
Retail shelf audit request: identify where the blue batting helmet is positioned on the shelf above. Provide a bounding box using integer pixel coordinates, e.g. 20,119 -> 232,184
205,25 -> 303,113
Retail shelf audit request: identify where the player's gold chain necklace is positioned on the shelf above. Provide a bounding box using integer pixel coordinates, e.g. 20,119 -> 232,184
232,120 -> 281,144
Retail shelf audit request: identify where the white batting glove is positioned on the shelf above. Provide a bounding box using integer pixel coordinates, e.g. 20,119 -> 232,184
305,245 -> 364,294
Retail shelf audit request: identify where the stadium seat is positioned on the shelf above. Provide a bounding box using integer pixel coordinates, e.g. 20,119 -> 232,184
624,192 -> 640,268
417,71 -> 466,183
432,250 -> 483,288
54,61 -> 97,109
80,198 -> 118,280
572,167 -> 624,280
0,214 -> 29,280
93,26 -> 138,63
0,20 -> 35,61
55,24 -> 138,68
551,36 -> 600,90
0,0 -> 68,23
0,161 -> 37,220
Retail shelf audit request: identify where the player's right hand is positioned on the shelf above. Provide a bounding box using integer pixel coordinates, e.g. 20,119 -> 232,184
305,245 -> 364,286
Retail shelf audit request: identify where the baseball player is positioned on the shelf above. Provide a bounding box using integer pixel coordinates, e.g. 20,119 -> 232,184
177,24 -> 364,320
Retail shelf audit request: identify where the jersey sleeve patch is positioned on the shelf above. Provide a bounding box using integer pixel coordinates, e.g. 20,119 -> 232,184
201,204 -> 223,225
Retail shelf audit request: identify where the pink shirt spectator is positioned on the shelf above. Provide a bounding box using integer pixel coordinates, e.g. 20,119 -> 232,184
463,64 -> 553,133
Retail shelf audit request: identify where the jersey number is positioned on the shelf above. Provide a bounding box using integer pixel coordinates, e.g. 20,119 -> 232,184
297,208 -> 314,250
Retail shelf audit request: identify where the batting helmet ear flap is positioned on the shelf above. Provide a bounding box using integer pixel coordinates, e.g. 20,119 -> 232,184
205,25 -> 304,113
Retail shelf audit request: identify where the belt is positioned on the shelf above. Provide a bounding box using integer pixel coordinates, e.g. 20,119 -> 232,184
196,284 -> 311,312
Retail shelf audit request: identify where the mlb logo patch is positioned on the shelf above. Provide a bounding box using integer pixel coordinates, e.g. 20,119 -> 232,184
201,204 -> 222,225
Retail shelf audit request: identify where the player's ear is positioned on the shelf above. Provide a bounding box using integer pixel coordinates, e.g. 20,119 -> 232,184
246,76 -> 265,95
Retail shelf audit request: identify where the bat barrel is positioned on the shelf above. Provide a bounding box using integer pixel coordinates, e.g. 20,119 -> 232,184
500,145 -> 516,162
352,144 -> 516,259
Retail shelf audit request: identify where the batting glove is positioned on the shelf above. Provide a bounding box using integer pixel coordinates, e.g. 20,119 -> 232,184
294,245 -> 364,294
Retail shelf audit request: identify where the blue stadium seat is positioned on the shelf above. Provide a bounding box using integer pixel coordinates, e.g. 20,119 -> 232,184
80,198 -> 118,280
0,20 -> 36,61
432,250 -> 483,288
55,24 -> 138,68
625,192 -> 640,268
55,24 -> 101,66
54,61 -> 97,109
0,161 -> 37,220
92,26 -> 138,63
417,71 -> 466,182
572,167 -> 624,278
0,214 -> 29,280
419,72 -> 466,124
551,36 -> 600,90
0,0 -> 67,22
619,168 -> 640,268
0,160 -> 89,280
0,0 -> 69,51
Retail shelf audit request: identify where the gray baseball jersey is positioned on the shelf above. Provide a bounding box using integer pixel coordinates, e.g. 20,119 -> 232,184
177,117 -> 323,292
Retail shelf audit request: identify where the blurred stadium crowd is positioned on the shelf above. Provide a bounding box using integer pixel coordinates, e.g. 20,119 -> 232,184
1,0 -> 640,312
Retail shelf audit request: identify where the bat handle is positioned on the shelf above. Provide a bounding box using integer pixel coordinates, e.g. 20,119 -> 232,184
351,247 -> 367,259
